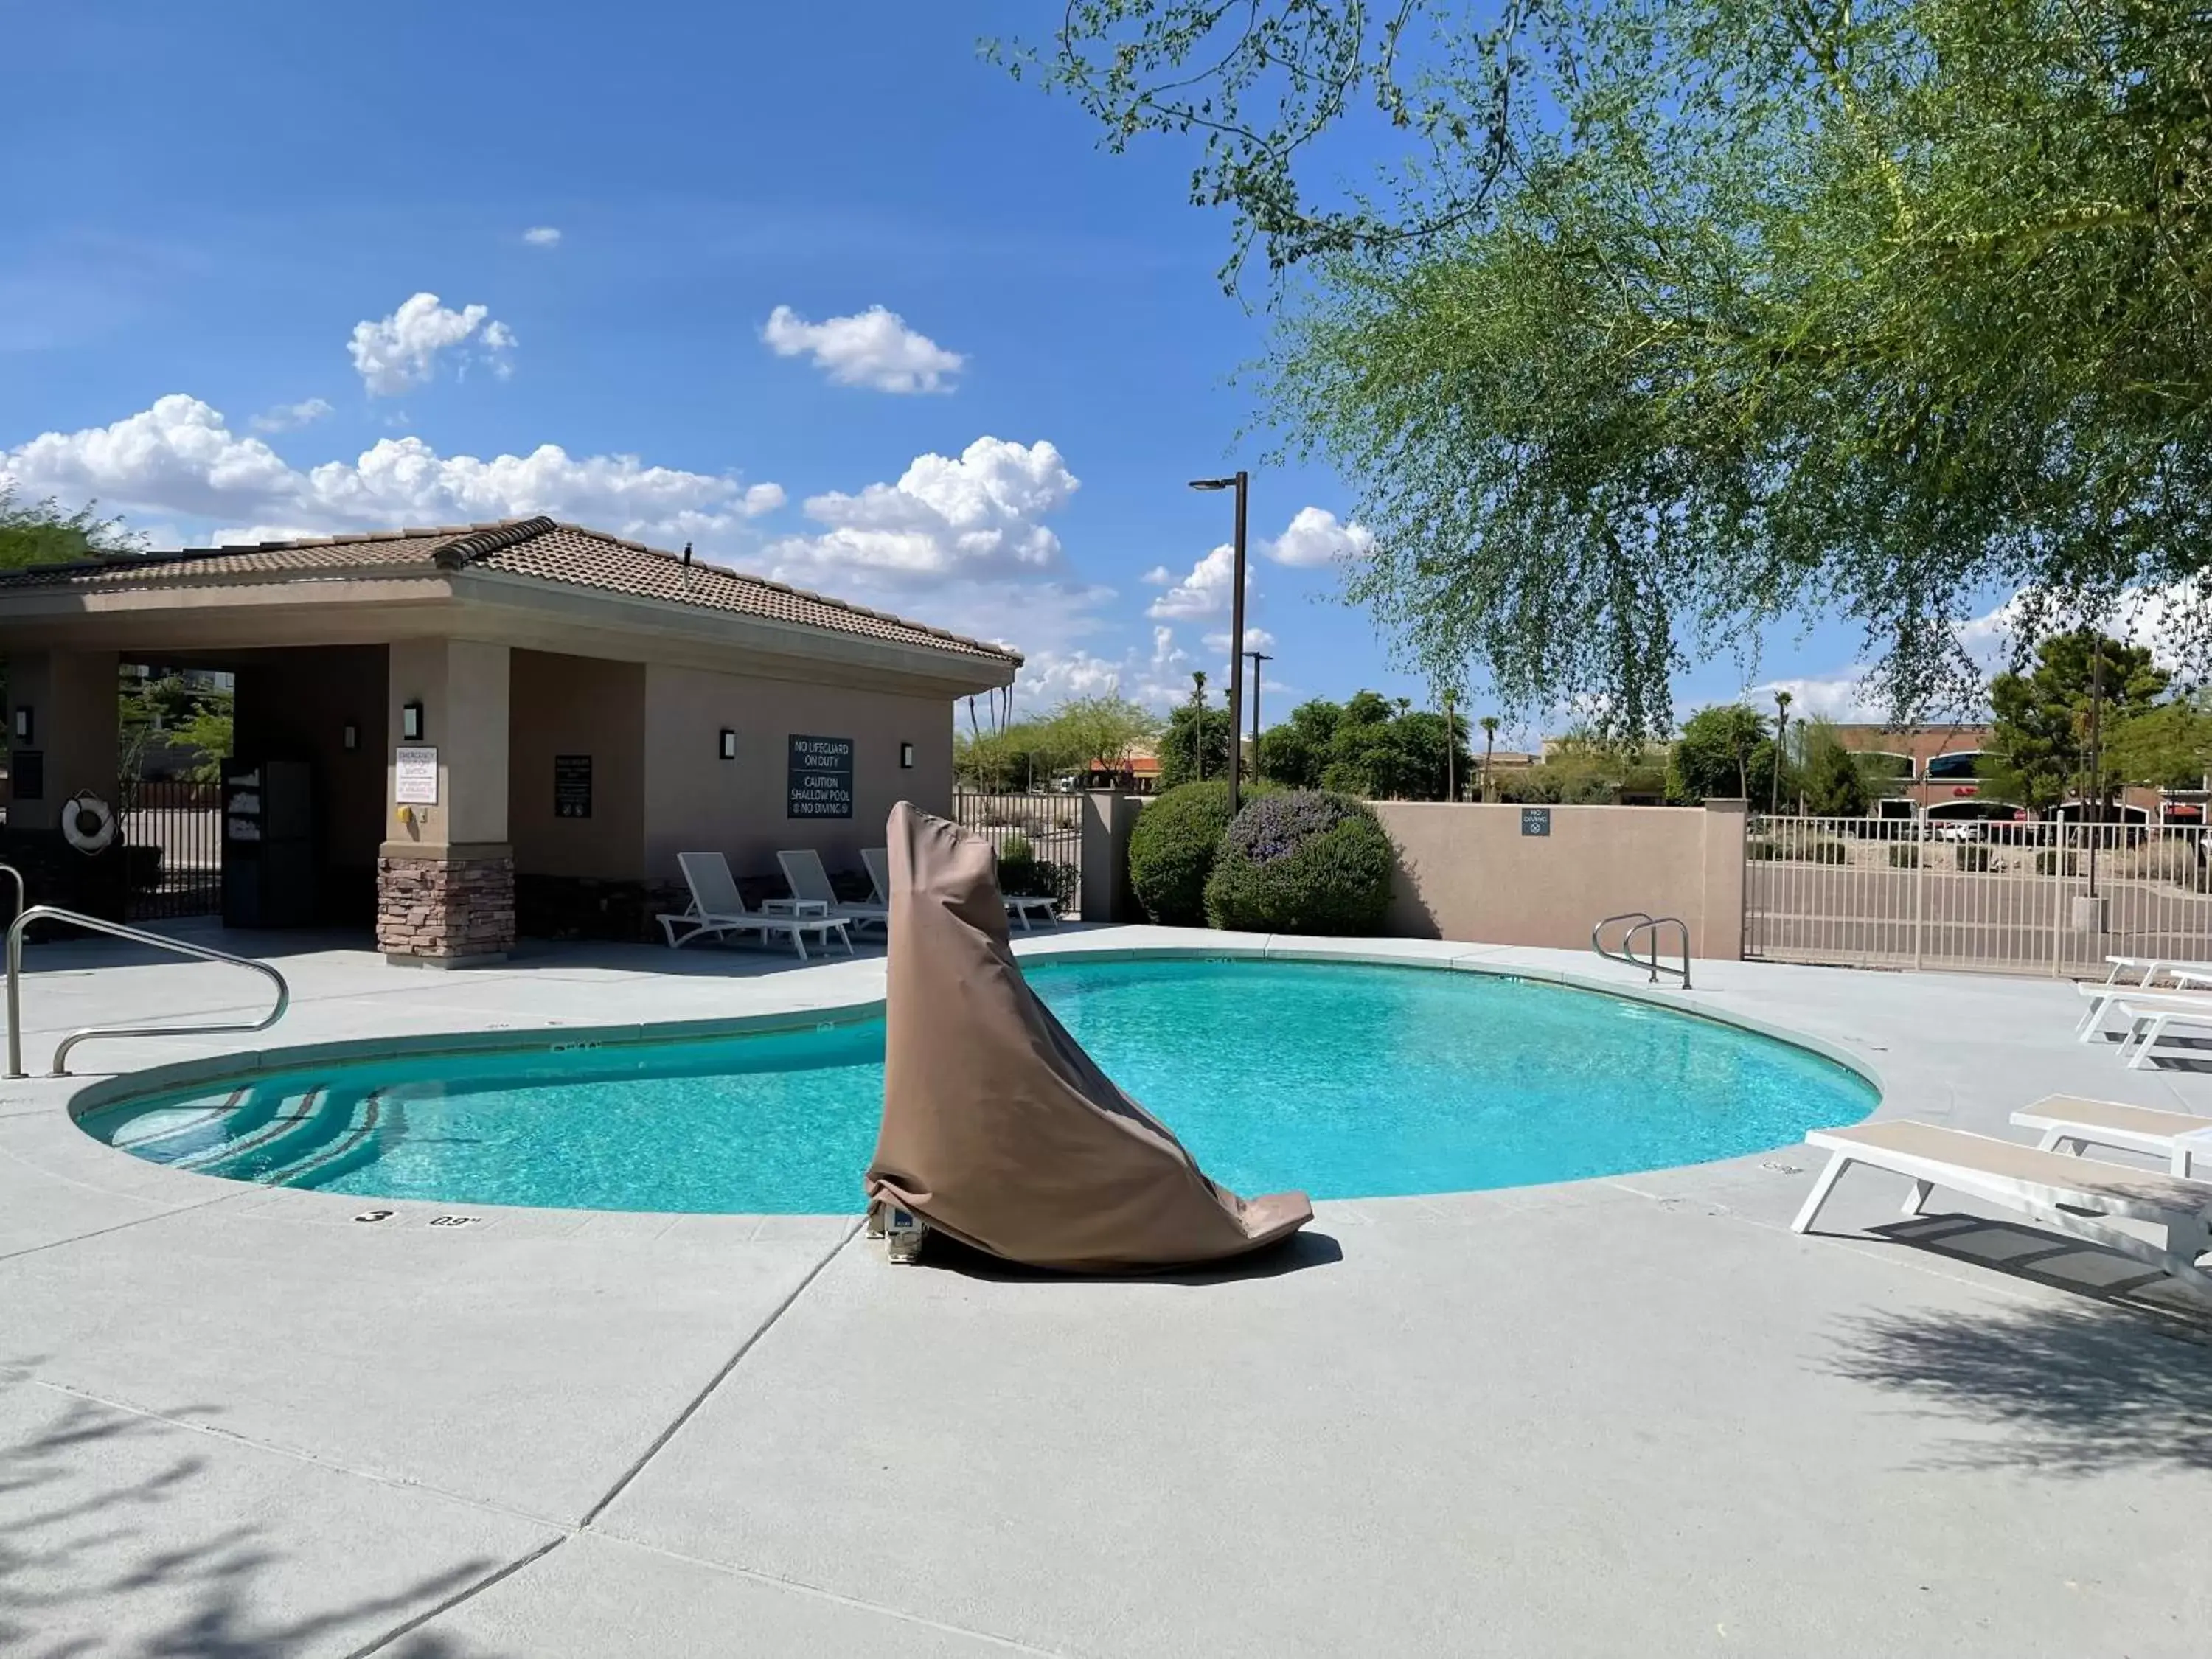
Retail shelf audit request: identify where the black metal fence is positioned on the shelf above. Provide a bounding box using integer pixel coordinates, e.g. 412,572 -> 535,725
121,778 -> 223,921
953,792 -> 1083,915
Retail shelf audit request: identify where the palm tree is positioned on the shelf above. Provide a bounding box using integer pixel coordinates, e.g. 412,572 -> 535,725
1190,670 -> 1208,783
1479,716 -> 1500,801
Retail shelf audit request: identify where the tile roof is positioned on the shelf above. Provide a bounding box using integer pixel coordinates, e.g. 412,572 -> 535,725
0,517 -> 1022,665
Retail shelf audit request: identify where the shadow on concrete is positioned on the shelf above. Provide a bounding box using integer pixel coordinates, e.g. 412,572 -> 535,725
1823,1287 -> 2212,1475
1866,1212 -> 2212,1315
911,1226 -> 1344,1285
0,1373 -> 510,1658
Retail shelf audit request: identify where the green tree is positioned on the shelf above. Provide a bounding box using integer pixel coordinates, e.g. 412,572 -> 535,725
1046,693 -> 1163,787
1796,720 -> 1871,817
119,672 -> 234,791
0,486 -> 144,570
1985,630 -> 2167,812
1012,2 -> 2212,730
1158,700 -> 1234,790
2105,695 -> 2212,794
1668,706 -> 1775,806
1256,697 -> 1342,789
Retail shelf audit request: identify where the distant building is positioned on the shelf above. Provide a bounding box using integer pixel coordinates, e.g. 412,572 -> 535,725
1076,748 -> 1161,794
1827,722 -> 2194,824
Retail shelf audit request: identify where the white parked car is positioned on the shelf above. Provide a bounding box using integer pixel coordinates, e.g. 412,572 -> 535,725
1931,820 -> 1982,843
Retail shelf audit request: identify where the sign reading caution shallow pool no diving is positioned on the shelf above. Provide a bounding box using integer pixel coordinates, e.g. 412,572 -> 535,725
787,734 -> 855,819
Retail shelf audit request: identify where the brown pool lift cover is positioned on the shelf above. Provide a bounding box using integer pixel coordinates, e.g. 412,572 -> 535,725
864,802 -> 1312,1272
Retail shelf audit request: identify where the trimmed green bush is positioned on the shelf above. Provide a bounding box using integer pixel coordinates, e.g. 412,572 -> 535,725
1745,837 -> 1784,861
1888,844 -> 1919,869
1127,780 -> 1239,925
1203,790 -> 1395,935
2034,849 -> 2079,877
1954,844 -> 1992,872
994,833 -> 1060,900
1800,838 -> 1848,865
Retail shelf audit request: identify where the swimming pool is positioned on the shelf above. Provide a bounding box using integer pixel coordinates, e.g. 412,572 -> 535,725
78,956 -> 1877,1213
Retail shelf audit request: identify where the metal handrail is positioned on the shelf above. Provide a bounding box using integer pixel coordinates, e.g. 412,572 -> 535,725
1591,911 -> 1693,990
7,905 -> 289,1078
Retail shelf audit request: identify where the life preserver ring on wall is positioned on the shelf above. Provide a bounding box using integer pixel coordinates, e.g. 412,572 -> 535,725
61,792 -> 116,855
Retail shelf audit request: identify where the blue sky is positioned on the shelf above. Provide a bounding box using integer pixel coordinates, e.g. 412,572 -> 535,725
1,0 -> 1883,737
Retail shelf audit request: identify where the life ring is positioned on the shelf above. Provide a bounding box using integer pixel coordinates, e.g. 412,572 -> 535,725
61,792 -> 116,855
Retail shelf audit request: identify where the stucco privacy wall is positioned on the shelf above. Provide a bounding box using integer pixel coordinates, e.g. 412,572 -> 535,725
1373,801 -> 1747,959
641,662 -> 951,881
508,650 -> 647,880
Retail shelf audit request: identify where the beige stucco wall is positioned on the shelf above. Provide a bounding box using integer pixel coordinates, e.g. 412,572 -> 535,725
385,637 -> 512,849
3,649 -> 118,832
507,650 -> 647,880
1374,801 -> 1747,959
641,663 -> 951,882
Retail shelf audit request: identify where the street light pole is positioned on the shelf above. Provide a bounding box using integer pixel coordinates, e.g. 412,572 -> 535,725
1190,470 -> 1251,818
1771,689 -> 1792,817
1245,648 -> 1273,776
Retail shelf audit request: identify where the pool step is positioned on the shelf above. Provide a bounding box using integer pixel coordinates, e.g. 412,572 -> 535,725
167,1084 -> 392,1188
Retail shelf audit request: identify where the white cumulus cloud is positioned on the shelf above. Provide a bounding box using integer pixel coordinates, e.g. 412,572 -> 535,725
1,394 -> 780,545
348,292 -> 515,396
521,226 -> 562,247
1266,505 -> 1374,568
1747,672 -> 1882,723
767,437 -> 1077,584
760,304 -> 964,394
248,397 -> 333,434
1203,626 -> 1277,654
1146,543 -> 1253,620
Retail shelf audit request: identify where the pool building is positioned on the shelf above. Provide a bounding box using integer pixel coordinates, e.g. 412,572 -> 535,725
0,518 -> 1020,961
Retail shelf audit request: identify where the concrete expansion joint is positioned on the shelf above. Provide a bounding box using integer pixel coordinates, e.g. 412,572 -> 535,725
346,1220 -> 1071,1659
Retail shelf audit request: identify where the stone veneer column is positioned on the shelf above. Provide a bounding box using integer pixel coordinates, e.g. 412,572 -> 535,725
378,639 -> 513,966
377,842 -> 515,964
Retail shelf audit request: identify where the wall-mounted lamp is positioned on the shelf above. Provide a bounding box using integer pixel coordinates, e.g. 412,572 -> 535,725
400,702 -> 425,742
341,720 -> 360,753
11,707 -> 30,744
719,728 -> 737,761
899,742 -> 915,770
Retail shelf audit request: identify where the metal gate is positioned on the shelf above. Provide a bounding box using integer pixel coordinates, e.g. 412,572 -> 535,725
1743,814 -> 2212,977
953,792 -> 1082,917
120,778 -> 223,921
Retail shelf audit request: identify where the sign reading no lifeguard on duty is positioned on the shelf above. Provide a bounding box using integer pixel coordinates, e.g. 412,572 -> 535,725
787,734 -> 855,818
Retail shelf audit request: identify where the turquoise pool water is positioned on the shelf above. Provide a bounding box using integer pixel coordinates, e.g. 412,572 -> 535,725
78,957 -> 1876,1213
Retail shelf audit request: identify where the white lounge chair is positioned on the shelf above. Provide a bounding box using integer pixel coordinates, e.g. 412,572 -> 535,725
865,841 -> 1058,930
2011,1094 -> 2212,1178
776,848 -> 888,936
2075,960 -> 2212,1040
1003,890 -> 1060,931
658,852 -> 853,960
1792,1119 -> 2212,1303
2107,992 -> 2212,1070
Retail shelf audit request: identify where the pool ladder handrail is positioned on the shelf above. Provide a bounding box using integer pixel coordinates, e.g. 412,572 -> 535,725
5,895 -> 290,1078
1591,911 -> 1693,990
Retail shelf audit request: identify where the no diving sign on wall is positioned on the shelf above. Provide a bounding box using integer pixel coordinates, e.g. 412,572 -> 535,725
787,735 -> 855,818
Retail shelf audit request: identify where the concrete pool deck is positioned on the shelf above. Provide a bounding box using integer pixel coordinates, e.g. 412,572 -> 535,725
3,924 -> 2211,1655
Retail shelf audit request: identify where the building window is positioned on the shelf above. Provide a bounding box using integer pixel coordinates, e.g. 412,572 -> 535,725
1924,751 -> 1983,782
